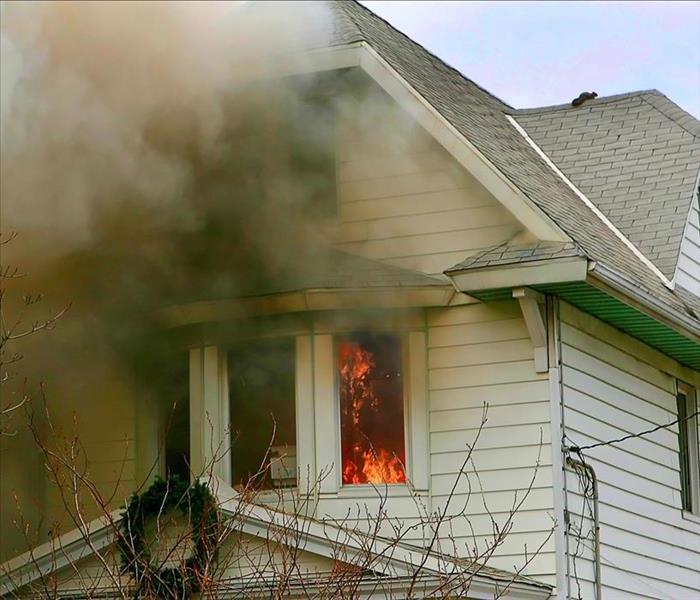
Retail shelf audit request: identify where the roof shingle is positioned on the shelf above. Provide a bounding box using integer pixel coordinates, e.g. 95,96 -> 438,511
446,241 -> 584,273
513,91 -> 700,278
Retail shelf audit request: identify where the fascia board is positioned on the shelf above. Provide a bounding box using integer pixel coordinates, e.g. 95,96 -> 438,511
0,511 -> 119,594
449,257 -> 589,292
159,286 -> 454,328
212,577 -> 551,600
304,286 -> 454,311
245,42 -> 363,80
356,43 -> 569,243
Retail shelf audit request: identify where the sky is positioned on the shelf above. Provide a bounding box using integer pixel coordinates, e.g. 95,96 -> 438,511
361,1 -> 700,117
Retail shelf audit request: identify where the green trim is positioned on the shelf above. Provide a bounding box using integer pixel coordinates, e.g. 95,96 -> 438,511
470,282 -> 700,370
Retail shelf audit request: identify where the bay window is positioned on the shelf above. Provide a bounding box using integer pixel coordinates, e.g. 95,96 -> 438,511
186,321 -> 428,496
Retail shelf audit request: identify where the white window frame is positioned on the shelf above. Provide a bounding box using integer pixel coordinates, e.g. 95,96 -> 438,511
677,381 -> 700,517
311,331 -> 428,496
335,332 -> 409,490
189,327 -> 429,498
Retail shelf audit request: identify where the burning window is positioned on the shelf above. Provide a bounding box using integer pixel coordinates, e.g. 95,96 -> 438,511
229,338 -> 296,490
338,333 -> 406,485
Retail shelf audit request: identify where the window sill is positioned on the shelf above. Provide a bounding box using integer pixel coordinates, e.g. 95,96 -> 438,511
681,510 -> 700,527
330,483 -> 428,500
247,487 -> 299,506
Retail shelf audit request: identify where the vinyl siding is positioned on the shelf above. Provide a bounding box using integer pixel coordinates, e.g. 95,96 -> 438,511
43,390 -> 136,536
336,89 -> 522,275
675,189 -> 700,296
47,533 -> 337,596
427,300 -> 556,579
559,302 -> 700,599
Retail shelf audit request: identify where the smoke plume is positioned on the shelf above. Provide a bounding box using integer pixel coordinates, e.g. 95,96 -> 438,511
0,0 -> 340,558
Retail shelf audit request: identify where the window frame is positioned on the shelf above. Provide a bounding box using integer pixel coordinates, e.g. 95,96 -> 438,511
677,381 -> 700,516
334,331 -> 410,489
226,336 -> 299,491
188,324 -> 429,498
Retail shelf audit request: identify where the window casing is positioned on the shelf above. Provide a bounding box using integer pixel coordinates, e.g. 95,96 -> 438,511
336,333 -> 407,486
311,329 -> 428,495
677,382 -> 700,515
185,324 -> 428,496
228,337 -> 297,490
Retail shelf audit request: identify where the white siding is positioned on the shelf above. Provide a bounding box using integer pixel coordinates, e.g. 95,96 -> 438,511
675,188 -> 700,296
46,533 -> 337,596
560,302 -> 700,599
427,300 -> 556,580
42,375 -> 137,538
336,89 -> 522,275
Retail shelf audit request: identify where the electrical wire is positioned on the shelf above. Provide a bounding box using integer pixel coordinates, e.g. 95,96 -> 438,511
565,410 -> 698,453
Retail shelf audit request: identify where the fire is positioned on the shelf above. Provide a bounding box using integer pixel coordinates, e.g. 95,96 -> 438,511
343,449 -> 405,485
338,337 -> 406,485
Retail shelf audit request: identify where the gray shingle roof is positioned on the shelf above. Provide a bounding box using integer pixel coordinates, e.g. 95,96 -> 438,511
446,242 -> 584,273
321,1 -> 699,324
513,91 -> 700,278
184,248 -> 447,303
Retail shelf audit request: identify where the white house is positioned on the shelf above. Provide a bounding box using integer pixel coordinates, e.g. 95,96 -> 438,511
1,1 -> 699,598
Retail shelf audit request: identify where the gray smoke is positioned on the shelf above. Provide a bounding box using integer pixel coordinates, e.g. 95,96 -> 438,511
0,0 -> 341,559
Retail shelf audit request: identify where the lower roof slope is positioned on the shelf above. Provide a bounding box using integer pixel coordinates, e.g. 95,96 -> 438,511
514,91 -> 700,279
446,241 -> 584,273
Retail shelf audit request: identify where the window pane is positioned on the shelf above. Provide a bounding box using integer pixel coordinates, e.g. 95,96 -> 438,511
229,338 -> 296,490
677,392 -> 692,512
338,333 -> 406,485
162,352 -> 190,482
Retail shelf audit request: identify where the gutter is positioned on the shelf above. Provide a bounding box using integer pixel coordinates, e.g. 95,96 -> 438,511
588,262 -> 700,340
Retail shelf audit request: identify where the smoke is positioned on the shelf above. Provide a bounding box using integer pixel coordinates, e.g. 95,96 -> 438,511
1,0 -> 333,246
0,0 -> 342,557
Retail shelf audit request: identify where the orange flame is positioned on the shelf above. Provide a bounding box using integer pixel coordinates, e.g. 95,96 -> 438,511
343,448 -> 405,485
339,339 -> 406,485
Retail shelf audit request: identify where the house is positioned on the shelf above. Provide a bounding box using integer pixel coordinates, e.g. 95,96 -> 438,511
1,1 -> 699,598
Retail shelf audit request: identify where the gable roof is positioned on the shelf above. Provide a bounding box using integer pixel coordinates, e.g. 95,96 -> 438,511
319,1 -> 699,336
513,90 -> 700,279
1,480 -> 553,599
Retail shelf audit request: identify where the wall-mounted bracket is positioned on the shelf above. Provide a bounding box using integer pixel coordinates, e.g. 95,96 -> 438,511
513,287 -> 548,373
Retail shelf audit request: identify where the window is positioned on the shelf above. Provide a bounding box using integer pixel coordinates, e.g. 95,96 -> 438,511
228,338 -> 296,490
677,383 -> 700,515
160,352 -> 190,482
337,333 -> 406,485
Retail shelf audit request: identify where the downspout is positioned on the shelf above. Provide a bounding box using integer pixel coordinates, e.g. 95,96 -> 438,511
565,456 -> 602,600
547,296 -> 570,599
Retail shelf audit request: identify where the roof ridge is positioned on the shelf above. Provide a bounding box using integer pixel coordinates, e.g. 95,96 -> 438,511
510,89 -> 661,115
336,0 -> 514,110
